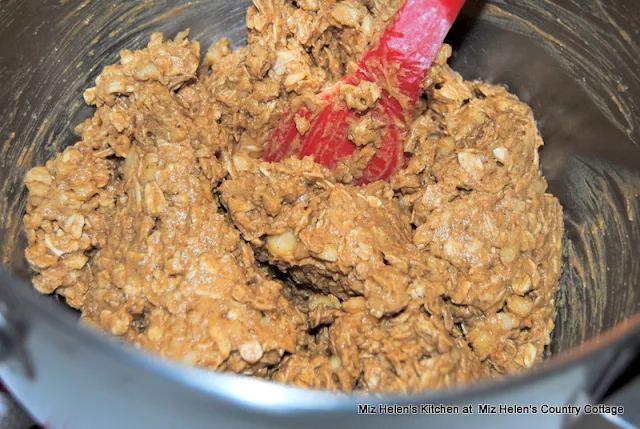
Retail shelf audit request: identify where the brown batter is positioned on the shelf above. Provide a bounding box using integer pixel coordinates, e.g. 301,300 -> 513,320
22,0 -> 563,392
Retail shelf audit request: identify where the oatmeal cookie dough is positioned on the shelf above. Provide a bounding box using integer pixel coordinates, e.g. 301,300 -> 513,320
23,0 -> 563,392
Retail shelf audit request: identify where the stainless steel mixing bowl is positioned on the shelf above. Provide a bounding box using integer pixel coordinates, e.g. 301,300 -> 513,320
0,1 -> 639,428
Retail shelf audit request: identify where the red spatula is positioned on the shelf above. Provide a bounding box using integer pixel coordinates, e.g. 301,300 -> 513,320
263,0 -> 465,184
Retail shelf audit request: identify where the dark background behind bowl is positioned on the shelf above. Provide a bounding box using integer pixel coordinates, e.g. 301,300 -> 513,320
0,0 -> 639,361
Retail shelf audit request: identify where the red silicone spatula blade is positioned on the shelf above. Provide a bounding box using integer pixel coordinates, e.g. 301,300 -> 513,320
263,0 -> 466,184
